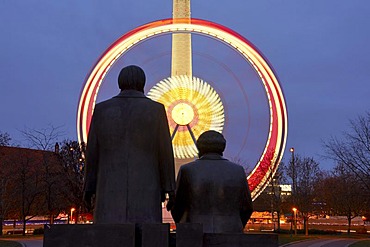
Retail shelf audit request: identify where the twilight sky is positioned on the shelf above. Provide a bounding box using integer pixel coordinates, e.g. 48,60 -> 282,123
1,0 -> 370,170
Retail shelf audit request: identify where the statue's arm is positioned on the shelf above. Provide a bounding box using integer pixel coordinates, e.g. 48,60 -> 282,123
158,105 -> 176,193
240,171 -> 253,227
83,114 -> 99,204
171,168 -> 186,222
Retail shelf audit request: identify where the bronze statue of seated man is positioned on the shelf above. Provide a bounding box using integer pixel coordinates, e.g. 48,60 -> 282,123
171,130 -> 253,233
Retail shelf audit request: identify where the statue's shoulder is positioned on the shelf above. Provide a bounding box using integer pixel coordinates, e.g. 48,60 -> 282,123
225,160 -> 245,170
179,160 -> 198,172
97,97 -> 116,105
93,100 -> 107,111
223,161 -> 248,177
146,97 -> 165,107
92,98 -> 117,112
144,98 -> 167,113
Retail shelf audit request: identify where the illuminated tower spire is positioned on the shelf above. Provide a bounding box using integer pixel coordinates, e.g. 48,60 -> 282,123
171,0 -> 192,77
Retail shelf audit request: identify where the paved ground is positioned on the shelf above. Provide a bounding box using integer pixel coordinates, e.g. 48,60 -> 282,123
4,236 -> 367,247
284,238 -> 362,247
5,238 -> 43,247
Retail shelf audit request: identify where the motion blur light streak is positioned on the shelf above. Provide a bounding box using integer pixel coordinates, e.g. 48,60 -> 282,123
148,75 -> 225,159
77,18 -> 287,200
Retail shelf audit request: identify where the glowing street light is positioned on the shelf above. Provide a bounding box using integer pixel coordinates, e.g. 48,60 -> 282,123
292,207 -> 297,235
70,208 -> 76,224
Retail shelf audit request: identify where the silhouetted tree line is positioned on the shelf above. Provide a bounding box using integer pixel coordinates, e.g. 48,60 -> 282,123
0,128 -> 86,236
252,112 -> 370,235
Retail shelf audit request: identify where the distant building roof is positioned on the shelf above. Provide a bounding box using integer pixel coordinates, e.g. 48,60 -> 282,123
0,146 -> 61,167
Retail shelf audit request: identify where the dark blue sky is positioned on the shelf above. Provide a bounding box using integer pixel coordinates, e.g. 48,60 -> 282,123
1,1 -> 370,170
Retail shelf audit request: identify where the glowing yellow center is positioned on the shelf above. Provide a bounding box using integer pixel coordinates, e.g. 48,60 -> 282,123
171,102 -> 194,125
147,75 -> 225,159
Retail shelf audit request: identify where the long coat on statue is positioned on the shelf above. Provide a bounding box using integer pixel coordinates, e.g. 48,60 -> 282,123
171,153 -> 253,233
84,90 -> 175,224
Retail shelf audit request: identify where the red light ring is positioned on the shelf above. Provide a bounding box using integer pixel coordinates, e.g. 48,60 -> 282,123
77,18 -> 288,200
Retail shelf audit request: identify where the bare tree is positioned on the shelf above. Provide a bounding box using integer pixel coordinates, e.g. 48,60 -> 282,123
270,164 -> 287,232
251,149 -> 288,231
20,125 -> 64,150
0,147 -> 18,236
39,149 -> 67,224
285,154 -> 322,235
0,131 -> 11,146
58,140 -> 86,219
0,132 -> 13,235
325,112 -> 370,191
316,164 -> 368,234
7,148 -> 45,235
254,163 -> 287,232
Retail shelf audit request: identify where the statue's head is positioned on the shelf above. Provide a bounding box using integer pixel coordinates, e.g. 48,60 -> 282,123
118,65 -> 146,93
196,130 -> 226,158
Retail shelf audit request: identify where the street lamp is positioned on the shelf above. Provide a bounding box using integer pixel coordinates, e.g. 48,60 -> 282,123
70,208 -> 76,224
292,207 -> 297,235
289,147 -> 295,198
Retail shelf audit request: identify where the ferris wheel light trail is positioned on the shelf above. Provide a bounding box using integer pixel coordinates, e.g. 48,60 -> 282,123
148,75 -> 225,159
77,18 -> 288,200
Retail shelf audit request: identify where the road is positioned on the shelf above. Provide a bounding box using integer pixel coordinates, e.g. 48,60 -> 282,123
284,238 -> 362,247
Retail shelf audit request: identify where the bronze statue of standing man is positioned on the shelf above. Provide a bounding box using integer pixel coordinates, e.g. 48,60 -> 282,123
83,65 -> 176,224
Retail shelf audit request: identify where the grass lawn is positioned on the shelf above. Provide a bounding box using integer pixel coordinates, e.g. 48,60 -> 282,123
0,240 -> 22,247
278,234 -> 317,245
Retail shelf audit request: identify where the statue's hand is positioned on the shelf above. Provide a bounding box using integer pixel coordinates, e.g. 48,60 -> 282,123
166,192 -> 176,211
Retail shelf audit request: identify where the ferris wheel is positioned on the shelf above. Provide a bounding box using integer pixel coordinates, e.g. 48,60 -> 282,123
77,18 -> 287,201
